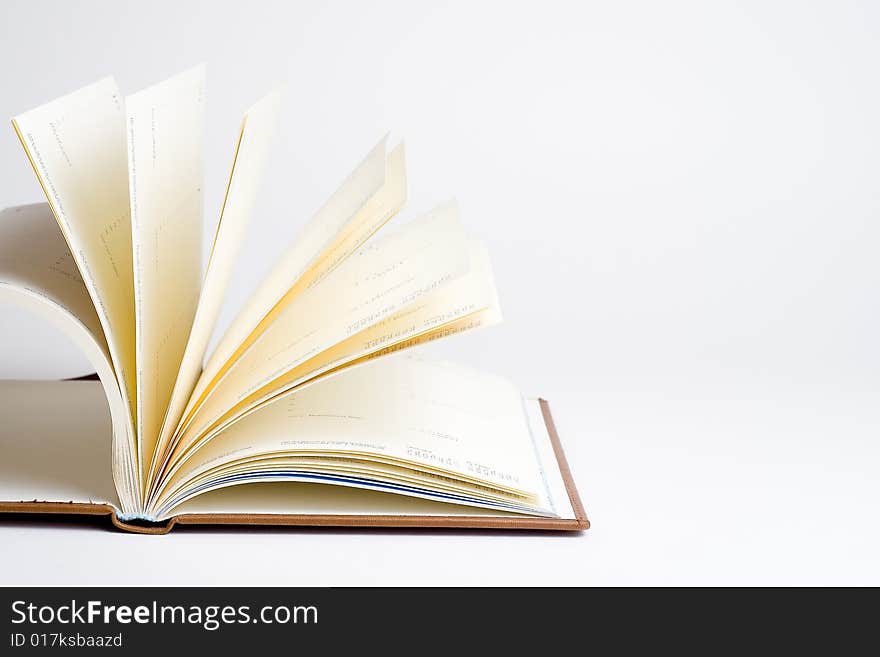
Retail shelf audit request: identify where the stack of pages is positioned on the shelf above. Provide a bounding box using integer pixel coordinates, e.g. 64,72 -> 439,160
0,66 -> 586,532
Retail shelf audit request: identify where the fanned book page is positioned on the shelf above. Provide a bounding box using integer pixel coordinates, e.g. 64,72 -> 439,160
0,66 -> 587,532
126,65 -> 207,485
151,356 -> 559,519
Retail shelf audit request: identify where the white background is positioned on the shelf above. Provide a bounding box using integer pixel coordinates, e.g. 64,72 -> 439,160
0,0 -> 878,585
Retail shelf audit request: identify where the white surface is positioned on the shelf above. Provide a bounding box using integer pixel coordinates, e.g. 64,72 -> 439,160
0,0 -> 879,585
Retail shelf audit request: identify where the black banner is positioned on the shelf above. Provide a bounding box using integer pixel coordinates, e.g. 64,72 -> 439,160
0,587 -> 871,651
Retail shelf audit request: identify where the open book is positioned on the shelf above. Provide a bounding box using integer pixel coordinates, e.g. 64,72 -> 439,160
0,67 -> 586,533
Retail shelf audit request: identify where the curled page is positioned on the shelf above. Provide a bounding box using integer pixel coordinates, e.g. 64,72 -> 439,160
147,204 -> 500,502
173,203 -> 470,452
12,77 -> 138,484
179,137 -> 405,430
155,236 -> 501,495
0,204 -> 138,514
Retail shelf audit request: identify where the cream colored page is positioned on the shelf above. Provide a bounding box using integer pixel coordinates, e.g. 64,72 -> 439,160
158,302 -> 503,507
172,204 -> 470,455
126,66 -> 206,482
175,396 -> 577,520
178,456 -> 518,501
202,142 -> 408,389
161,450 -> 535,514
0,204 -> 137,512
524,399 -> 577,520
170,481 -> 529,518
152,88 -> 281,482
12,77 -> 137,446
0,381 -> 119,507
0,204 -> 105,347
298,143 -> 407,290
147,241 -> 501,503
183,136 -> 394,418
151,242 -> 499,500
199,241 -> 501,444
173,143 -> 406,450
166,399 -> 571,520
164,356 -> 545,508
347,240 -> 501,359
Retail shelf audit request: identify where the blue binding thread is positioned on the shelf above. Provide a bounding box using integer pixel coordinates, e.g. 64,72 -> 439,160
115,511 -> 161,523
